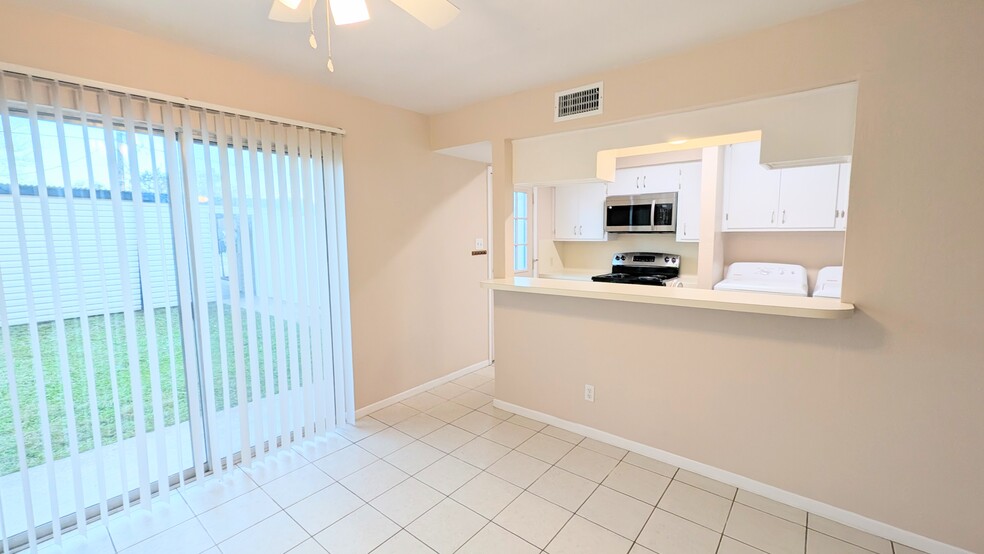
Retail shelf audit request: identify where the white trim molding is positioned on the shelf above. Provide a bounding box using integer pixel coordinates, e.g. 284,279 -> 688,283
492,399 -> 971,554
355,360 -> 492,418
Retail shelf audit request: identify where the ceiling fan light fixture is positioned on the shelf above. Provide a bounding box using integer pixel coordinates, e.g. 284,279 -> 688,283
278,0 -> 303,9
330,0 -> 370,25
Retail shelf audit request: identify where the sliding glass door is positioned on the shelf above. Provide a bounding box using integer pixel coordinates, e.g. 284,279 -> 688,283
0,70 -> 352,552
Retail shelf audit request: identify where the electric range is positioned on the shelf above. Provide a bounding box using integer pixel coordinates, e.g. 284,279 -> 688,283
591,252 -> 681,286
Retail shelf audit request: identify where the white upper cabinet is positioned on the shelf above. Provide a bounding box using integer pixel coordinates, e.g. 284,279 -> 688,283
676,162 -> 702,242
611,164 -> 684,196
553,182 -> 608,241
723,141 -> 849,232
835,163 -> 851,230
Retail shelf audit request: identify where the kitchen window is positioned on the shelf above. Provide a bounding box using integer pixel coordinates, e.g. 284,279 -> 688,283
513,189 -> 532,275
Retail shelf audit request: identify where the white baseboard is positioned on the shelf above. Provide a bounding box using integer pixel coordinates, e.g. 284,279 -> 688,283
355,360 -> 492,418
493,399 -> 969,554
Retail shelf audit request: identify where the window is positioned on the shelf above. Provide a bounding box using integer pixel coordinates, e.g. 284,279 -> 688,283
513,189 -> 532,274
0,70 -> 353,551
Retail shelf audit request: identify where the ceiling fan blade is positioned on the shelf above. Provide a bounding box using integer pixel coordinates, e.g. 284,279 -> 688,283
269,0 -> 317,23
390,0 -> 459,29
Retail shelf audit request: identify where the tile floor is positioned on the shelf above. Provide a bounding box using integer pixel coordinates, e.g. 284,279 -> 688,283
36,365 -> 928,554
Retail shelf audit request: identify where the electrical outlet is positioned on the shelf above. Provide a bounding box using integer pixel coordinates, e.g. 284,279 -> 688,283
584,384 -> 595,402
475,238 -> 484,249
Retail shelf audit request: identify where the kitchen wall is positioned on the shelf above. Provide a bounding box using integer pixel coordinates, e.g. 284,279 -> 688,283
430,1 -> 984,551
0,3 -> 491,410
723,232 -> 845,290
555,235 -> 699,277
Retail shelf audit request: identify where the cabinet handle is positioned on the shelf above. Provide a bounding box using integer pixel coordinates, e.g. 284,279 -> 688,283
683,223 -> 687,235
573,225 -> 577,236
771,211 -> 775,224
635,177 -> 639,189
782,210 -> 786,224
579,225 -> 583,235
642,176 -> 646,188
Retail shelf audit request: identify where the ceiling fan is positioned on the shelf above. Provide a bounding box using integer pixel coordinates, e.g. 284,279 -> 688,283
268,0 -> 460,72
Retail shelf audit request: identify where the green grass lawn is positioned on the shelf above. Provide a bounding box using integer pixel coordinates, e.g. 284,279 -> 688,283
0,302 -> 289,476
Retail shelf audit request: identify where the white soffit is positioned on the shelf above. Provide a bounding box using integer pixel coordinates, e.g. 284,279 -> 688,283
12,0 -> 861,114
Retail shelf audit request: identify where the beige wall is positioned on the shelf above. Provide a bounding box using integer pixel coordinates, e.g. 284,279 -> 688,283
723,232 -> 845,290
434,1 -> 984,551
0,3 -> 490,409
556,235 -> 700,278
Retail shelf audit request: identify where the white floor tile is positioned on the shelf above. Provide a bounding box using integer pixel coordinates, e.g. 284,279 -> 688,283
261,463 -> 334,508
493,491 -> 572,548
577,485 -> 654,540
717,536 -> 768,553
486,451 -> 550,488
372,530 -> 437,553
407,498 -> 488,554
430,382 -> 470,400
451,472 -> 523,519
807,514 -> 893,554
197,488 -> 279,544
451,411 -> 502,435
401,392 -> 446,412
286,538 -> 329,554
506,414 -> 547,432
578,437 -> 628,459
636,508 -> 721,554
724,503 -> 805,554
458,523 -> 540,554
674,469 -> 737,500
425,401 -> 473,423
285,482 -> 365,535
119,518 -> 213,554
623,452 -> 678,478
314,504 -> 400,554
394,413 -> 447,439
556,446 -> 619,482
450,437 -> 510,469
540,425 -> 584,444
452,372 -> 493,389
629,545 -> 658,554
370,478 -> 445,526
312,444 -> 378,480
451,390 -> 493,409
356,427 -> 415,457
893,543 -> 928,554
420,424 -> 476,453
415,455 -> 481,495
475,380 -> 495,396
291,432 -> 351,462
179,467 -> 258,515
528,466 -> 599,511
516,433 -> 575,464
736,490 -> 806,526
217,511 -> 307,554
476,402 -> 512,420
339,460 -> 409,501
603,462 -> 671,505
335,417 -> 387,442
242,450 -> 311,486
370,403 -> 421,426
657,480 -> 733,532
475,365 -> 495,378
481,421 -> 536,449
807,529 -> 878,554
384,441 -> 445,475
39,525 -> 116,554
107,497 -> 195,551
546,515 -> 633,554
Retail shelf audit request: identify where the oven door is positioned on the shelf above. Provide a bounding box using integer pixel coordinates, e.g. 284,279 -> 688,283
605,195 -> 653,232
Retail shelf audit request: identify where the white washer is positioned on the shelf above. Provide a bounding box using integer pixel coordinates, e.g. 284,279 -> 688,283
812,266 -> 843,299
713,262 -> 809,296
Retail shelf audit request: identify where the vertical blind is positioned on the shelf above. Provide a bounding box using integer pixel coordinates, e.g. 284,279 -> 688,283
0,69 -> 353,552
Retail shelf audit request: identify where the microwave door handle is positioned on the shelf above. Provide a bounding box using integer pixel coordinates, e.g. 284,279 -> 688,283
650,201 -> 656,230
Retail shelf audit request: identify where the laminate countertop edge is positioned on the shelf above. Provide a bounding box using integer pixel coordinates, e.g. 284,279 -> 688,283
481,278 -> 855,320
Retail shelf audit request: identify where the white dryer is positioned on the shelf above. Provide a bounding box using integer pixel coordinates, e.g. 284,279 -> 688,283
812,266 -> 843,299
713,262 -> 809,296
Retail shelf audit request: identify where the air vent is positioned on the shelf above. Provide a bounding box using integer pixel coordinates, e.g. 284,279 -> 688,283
554,82 -> 603,122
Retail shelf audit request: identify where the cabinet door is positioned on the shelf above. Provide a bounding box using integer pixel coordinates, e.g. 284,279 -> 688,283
675,162 -> 702,242
724,141 -> 781,230
639,164 -> 681,193
577,182 -> 608,240
553,186 -> 580,240
610,167 -> 644,196
777,164 -> 840,229
835,163 -> 851,230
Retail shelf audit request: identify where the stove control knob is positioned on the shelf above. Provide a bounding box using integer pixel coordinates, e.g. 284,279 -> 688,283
664,256 -> 670,262
672,257 -> 677,263
620,255 -> 626,261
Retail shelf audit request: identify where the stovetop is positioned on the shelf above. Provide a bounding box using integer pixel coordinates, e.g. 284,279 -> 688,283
591,252 -> 681,286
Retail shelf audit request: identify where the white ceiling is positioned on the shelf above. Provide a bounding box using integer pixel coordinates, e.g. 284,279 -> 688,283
15,0 -> 859,114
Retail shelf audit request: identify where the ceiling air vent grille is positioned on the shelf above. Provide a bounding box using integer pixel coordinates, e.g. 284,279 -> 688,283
554,82 -> 603,122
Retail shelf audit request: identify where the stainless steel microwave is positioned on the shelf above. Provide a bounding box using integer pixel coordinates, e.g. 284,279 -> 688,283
604,192 -> 677,233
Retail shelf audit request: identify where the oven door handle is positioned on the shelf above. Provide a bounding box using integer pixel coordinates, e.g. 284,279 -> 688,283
650,201 -> 656,230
